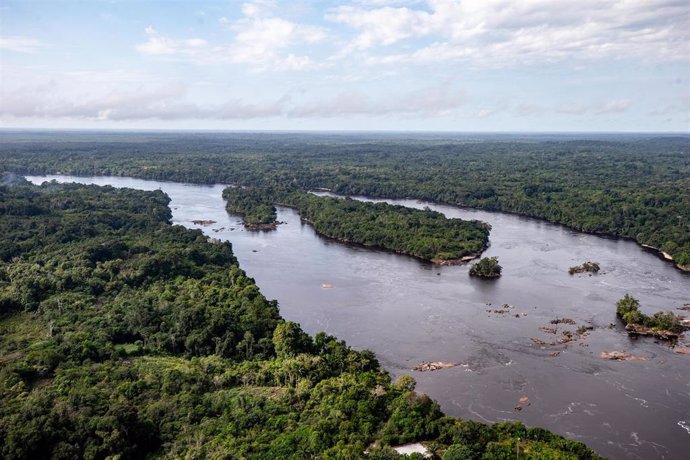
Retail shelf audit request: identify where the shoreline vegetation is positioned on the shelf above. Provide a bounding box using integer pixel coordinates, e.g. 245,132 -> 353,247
640,244 -> 690,273
0,181 -> 604,459
2,133 -> 688,273
223,186 -> 491,264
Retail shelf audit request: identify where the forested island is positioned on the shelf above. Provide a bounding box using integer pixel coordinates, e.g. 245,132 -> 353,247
0,181 -> 604,459
469,257 -> 502,278
1,132 -> 687,271
223,186 -> 490,263
616,294 -> 685,340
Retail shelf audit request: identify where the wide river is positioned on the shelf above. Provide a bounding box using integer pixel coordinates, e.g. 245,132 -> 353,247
28,175 -> 690,459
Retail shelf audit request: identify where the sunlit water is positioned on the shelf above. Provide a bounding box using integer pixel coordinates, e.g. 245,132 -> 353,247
27,175 -> 690,459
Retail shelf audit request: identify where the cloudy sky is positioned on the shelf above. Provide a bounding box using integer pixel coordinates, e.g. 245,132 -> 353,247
1,0 -> 688,131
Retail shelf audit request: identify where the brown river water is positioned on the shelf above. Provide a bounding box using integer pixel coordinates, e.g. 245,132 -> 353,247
27,175 -> 690,459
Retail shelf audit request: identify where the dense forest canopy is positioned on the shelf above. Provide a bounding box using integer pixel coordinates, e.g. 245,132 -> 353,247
0,182 -> 604,459
223,186 -> 490,262
1,131 -> 688,268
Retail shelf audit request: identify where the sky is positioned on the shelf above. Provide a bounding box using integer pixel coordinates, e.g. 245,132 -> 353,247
1,0 -> 688,132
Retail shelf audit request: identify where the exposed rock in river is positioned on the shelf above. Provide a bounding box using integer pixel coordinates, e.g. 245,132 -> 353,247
413,361 -> 457,372
568,261 -> 600,275
600,351 -> 648,361
431,253 -> 480,265
625,323 -> 681,341
192,219 -> 216,226
550,318 -> 576,325
674,346 -> 690,355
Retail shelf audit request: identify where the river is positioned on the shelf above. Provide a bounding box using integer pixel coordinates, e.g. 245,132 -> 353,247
27,175 -> 690,459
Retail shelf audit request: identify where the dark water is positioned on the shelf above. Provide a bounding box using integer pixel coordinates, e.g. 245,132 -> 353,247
28,175 -> 690,459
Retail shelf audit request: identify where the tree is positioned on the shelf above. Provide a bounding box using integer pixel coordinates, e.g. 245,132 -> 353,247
615,294 -> 643,324
443,444 -> 473,460
469,257 -> 502,278
272,321 -> 313,358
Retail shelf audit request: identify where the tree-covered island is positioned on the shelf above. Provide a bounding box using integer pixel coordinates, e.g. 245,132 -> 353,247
224,186 -> 491,264
469,257 -> 503,278
615,294 -> 686,340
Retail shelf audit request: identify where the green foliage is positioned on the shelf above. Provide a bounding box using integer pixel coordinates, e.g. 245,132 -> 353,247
615,294 -> 683,333
224,186 -> 490,262
0,183 -> 605,459
223,186 -> 277,227
272,321 -> 314,358
2,132 -> 688,267
289,193 -> 490,262
647,311 -> 683,332
469,257 -> 502,278
616,294 -> 643,324
443,444 -> 473,459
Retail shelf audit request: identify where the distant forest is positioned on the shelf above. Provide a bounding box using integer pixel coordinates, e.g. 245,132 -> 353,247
1,132 -> 688,267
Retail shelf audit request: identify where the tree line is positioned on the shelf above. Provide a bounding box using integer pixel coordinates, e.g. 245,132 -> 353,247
1,132 -> 687,267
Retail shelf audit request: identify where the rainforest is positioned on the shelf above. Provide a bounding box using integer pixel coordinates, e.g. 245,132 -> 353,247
1,132 -> 688,269
0,181 -> 603,459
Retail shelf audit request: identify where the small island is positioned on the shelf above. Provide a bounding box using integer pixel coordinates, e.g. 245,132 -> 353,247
616,294 -> 685,340
469,256 -> 502,278
569,261 -> 600,275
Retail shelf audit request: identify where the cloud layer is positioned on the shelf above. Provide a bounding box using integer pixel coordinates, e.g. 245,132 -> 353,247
1,1 -> 688,129
331,0 -> 689,65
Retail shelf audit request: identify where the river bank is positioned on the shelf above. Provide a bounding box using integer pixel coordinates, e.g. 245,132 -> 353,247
314,190 -> 690,274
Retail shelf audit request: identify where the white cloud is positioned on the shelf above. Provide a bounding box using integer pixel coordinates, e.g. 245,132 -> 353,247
557,99 -> 632,115
328,5 -> 430,50
0,36 -> 42,53
135,26 -> 207,56
135,2 -> 326,71
240,0 -> 277,17
595,99 -> 631,114
0,64 -> 464,121
220,2 -> 327,70
557,104 -> 589,115
329,0 -> 690,66
288,83 -> 464,117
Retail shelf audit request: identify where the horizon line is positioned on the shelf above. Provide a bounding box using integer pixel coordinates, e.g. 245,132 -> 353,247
1,127 -> 689,136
